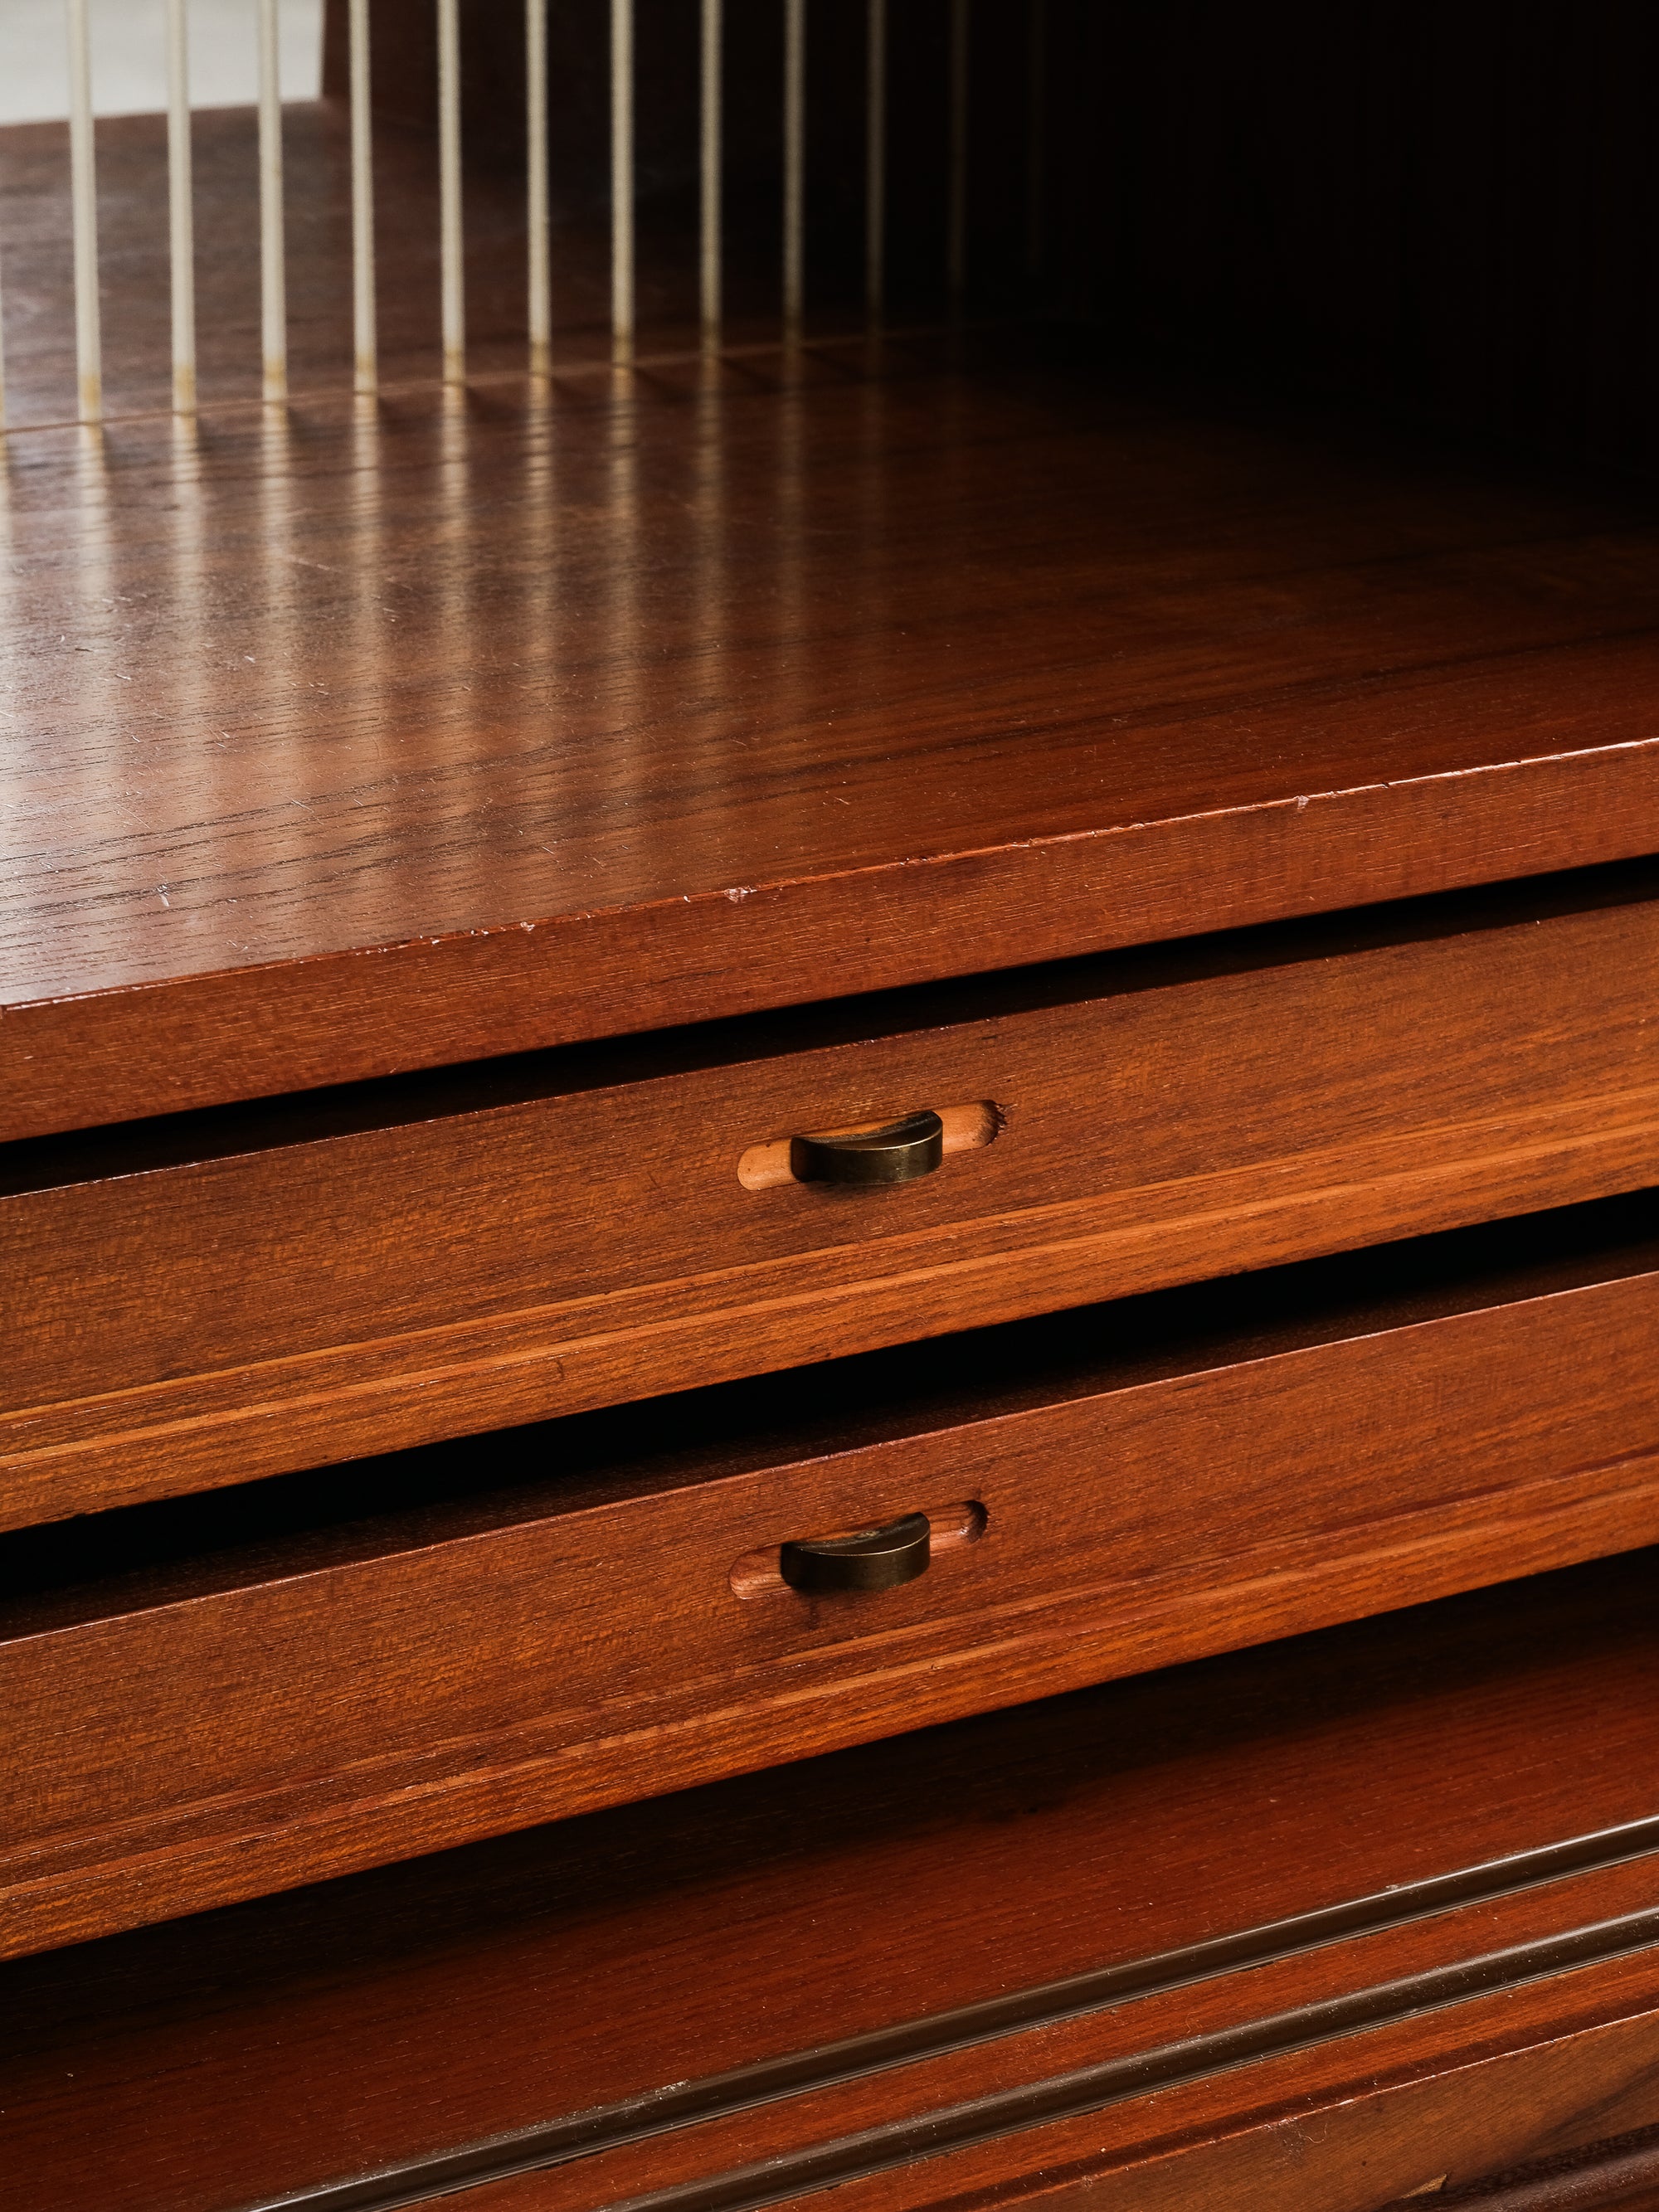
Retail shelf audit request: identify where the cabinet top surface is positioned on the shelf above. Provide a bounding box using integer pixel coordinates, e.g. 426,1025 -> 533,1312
5,339 -> 1659,1136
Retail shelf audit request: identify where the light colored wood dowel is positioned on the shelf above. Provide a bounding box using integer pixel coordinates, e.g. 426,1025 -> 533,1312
256,0 -> 286,402
611,0 -> 634,359
783,0 -> 805,336
349,0 -> 377,392
66,0 -> 102,423
165,0 -> 196,412
948,0 -> 969,304
700,0 -> 722,345
865,0 -> 885,322
0,241 -> 8,430
438,0 -> 465,384
527,0 -> 550,374
1026,0 -> 1046,279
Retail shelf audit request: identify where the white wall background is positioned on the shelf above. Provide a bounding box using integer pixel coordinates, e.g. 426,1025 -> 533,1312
0,0 -> 324,124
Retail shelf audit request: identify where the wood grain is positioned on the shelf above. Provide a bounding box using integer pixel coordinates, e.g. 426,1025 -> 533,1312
5,343 -> 1659,1139
10,1549 -> 1659,2212
673,1960 -> 1659,2212
6,869 -> 1657,1522
4,1191 -> 1659,1952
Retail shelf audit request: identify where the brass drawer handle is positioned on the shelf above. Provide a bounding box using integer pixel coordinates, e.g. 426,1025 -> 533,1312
790,1110 -> 944,1187
779,1512 -> 932,1593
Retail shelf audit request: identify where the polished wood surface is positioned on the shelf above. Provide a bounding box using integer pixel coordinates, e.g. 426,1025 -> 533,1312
5,1189 -> 1657,1954
5,340 -> 1659,1138
9,1550 -> 1659,2212
7,867 -> 1657,1518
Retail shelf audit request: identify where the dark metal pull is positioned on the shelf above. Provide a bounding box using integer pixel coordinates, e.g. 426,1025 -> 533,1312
779,1512 -> 932,1593
790,1110 -> 944,1187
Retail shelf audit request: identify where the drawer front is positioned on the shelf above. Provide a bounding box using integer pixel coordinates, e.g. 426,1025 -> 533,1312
4,884 -> 1658,1524
4,1237 -> 1657,1954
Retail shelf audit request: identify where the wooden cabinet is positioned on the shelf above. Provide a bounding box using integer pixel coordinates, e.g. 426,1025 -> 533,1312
7,3 -> 1659,2204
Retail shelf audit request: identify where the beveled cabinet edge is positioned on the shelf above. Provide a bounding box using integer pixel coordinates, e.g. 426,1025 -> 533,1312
4,829 -> 1659,1155
5,855 -> 1656,1198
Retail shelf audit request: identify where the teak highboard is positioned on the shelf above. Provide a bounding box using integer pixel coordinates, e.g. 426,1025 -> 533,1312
5,5 -> 1659,2210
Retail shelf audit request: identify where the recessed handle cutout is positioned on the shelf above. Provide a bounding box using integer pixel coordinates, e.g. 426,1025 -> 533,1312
730,1500 -> 986,1601
738,1101 -> 1002,1192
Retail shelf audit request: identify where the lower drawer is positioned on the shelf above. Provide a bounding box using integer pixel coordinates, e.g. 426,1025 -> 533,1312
12,1549 -> 1659,2212
5,1190 -> 1659,1956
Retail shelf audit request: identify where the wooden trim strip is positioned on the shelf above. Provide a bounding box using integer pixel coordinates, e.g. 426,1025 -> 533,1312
1428,2126 -> 1659,2207
241,1819 -> 1659,2212
566,1913 -> 1659,2212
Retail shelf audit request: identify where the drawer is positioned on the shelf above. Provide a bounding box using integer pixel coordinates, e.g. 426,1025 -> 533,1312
12,1545 -> 1659,2212
4,1190 -> 1657,1955
5,863 -> 1659,1527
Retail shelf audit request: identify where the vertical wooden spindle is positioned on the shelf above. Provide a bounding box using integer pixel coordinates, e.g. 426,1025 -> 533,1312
166,0 -> 196,413
700,0 -> 722,347
611,0 -> 635,360
948,0 -> 969,308
1026,0 -> 1047,280
438,0 -> 465,384
349,0 -> 377,393
527,0 -> 551,376
865,0 -> 885,323
783,0 -> 805,338
256,0 -> 287,402
66,0 -> 103,423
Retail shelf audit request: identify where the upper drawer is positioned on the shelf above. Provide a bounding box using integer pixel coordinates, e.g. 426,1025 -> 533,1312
4,864 -> 1658,1525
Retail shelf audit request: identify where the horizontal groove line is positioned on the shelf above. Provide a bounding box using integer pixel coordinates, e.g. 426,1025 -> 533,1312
598,1903 -> 1659,2212
244,1813 -> 1659,2212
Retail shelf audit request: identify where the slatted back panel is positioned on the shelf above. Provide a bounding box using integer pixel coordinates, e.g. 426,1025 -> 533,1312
0,0 -> 1053,427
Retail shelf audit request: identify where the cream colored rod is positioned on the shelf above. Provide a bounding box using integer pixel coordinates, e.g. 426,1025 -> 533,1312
66,0 -> 102,422
350,0 -> 377,391
438,0 -> 465,383
0,241 -> 8,430
782,0 -> 805,335
527,0 -> 550,374
948,0 -> 969,304
700,0 -> 722,344
864,0 -> 885,321
1026,0 -> 1046,278
611,0 -> 634,358
166,0 -> 196,412
256,0 -> 286,401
